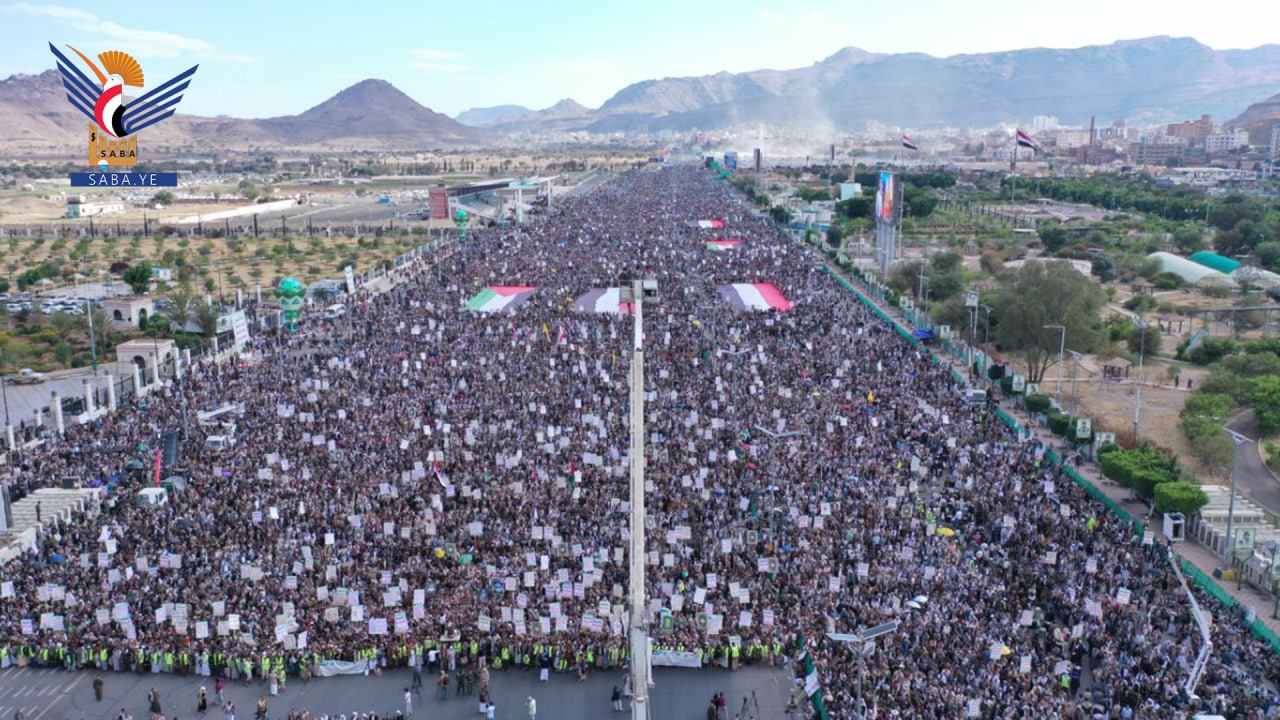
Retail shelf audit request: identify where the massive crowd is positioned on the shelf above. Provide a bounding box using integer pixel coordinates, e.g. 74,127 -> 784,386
1,165 -> 1278,719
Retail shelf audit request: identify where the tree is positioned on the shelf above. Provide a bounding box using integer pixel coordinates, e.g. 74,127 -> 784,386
1247,376 -> 1280,434
84,305 -> 117,358
1090,254 -> 1116,282
1038,226 -> 1069,254
992,261 -> 1106,383
49,311 -> 79,344
122,261 -> 154,295
825,226 -> 843,248
162,285 -> 201,333
1127,323 -> 1161,356
769,206 -> 792,225
1171,225 -> 1203,254
1257,241 -> 1280,271
151,190 -> 176,207
835,196 -> 874,220
194,300 -> 220,339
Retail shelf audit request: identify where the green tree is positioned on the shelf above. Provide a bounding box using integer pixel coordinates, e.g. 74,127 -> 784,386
122,261 -> 154,295
84,305 -> 117,358
1038,226 -> 1068,254
1171,225 -> 1203,254
769,206 -> 792,225
1247,376 -> 1280,434
1257,241 -> 1280,271
1127,323 -> 1162,356
162,285 -> 201,333
825,225 -> 843,248
992,261 -> 1106,383
49,311 -> 79,344
836,196 -> 874,220
1090,254 -> 1116,282
151,190 -> 176,207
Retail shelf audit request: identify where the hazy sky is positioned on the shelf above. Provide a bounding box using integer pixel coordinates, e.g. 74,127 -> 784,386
3,0 -> 1277,118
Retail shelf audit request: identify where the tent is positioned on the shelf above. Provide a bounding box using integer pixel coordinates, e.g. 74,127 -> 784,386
717,283 -> 792,312
464,286 -> 536,313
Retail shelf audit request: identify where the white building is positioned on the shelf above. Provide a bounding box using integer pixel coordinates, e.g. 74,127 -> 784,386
102,297 -> 154,330
64,196 -> 125,218
1270,125 -> 1280,159
1031,115 -> 1060,132
1205,129 -> 1250,154
1055,130 -> 1092,149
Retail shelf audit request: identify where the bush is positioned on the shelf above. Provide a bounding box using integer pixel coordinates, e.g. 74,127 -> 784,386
1025,394 -> 1052,414
1047,411 -> 1071,436
1099,444 -> 1181,500
1181,392 -> 1236,422
1186,337 -> 1237,366
1000,375 -> 1014,394
1098,442 -> 1122,457
1154,481 -> 1210,516
988,364 -> 1005,381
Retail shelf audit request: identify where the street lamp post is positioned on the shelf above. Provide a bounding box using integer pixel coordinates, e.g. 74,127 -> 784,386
1043,324 -> 1066,406
1066,349 -> 1083,419
1223,428 -> 1249,567
980,304 -> 993,374
1132,318 -> 1147,439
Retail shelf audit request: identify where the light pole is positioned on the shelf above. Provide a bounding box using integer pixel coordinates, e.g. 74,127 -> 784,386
1223,427 -> 1249,567
1043,324 -> 1066,406
1066,349 -> 1083,419
1131,318 -> 1147,439
980,304 -> 993,374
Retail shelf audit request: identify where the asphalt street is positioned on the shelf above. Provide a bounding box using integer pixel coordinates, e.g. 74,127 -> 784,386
0,664 -> 793,720
1227,409 -> 1280,514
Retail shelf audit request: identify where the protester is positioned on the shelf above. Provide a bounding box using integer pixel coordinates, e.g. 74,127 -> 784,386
0,166 -> 1276,720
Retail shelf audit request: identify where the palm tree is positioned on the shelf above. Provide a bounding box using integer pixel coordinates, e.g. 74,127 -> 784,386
162,285 -> 201,334
194,300 -> 220,343
83,306 -> 118,358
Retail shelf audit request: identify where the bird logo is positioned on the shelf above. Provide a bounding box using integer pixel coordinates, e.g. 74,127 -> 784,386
49,43 -> 198,168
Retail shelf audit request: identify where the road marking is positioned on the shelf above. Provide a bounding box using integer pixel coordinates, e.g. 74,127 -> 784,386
61,676 -> 79,692
32,703 -> 51,720
36,685 -> 50,696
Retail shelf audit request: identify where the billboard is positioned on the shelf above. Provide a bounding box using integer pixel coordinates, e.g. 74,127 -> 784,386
875,172 -> 898,224
230,310 -> 250,352
724,152 -> 739,171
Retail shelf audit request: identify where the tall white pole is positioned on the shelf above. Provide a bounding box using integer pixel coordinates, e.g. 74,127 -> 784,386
628,280 -> 650,720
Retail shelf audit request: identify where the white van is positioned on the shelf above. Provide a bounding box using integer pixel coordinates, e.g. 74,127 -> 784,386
323,304 -> 346,319
136,487 -> 169,508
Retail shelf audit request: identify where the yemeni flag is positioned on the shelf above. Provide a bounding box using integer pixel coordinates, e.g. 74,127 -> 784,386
464,286 -> 536,313
901,135 -> 919,151
574,288 -> 635,314
1016,129 -> 1039,151
717,283 -> 793,312
696,220 -> 725,229
706,240 -> 742,252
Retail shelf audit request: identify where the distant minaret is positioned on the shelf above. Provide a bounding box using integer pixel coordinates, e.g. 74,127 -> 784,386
1087,115 -> 1097,165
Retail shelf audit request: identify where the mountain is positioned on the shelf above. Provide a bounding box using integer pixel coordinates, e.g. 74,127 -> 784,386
535,37 -> 1280,133
253,79 -> 485,146
1226,92 -> 1280,144
455,104 -> 532,127
490,99 -> 592,132
0,72 -> 488,153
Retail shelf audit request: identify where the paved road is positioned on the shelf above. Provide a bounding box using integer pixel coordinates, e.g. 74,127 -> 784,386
0,664 -> 791,720
1227,410 -> 1280,513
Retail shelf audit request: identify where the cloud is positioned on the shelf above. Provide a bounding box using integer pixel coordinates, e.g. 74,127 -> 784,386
408,62 -> 468,72
328,72 -> 367,81
7,3 -> 255,62
409,49 -> 462,60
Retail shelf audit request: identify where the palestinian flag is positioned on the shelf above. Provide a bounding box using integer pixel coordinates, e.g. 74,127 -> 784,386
1016,130 -> 1038,150
696,220 -> 725,229
717,283 -> 792,312
574,288 -> 635,314
901,135 -> 919,151
706,240 -> 742,252
464,286 -> 536,313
